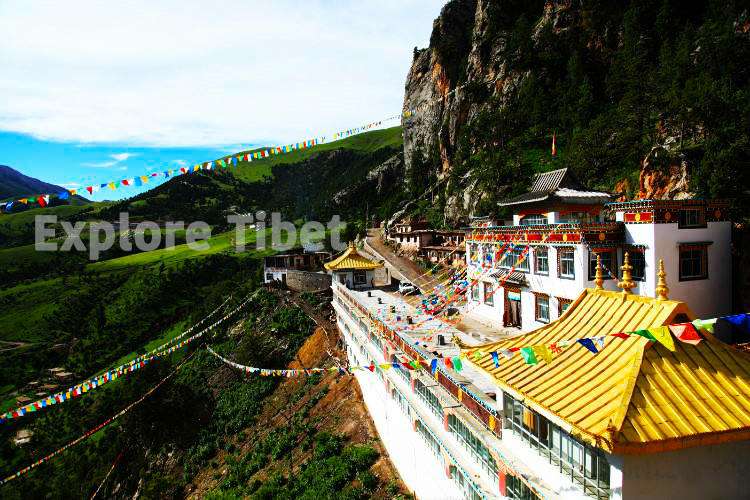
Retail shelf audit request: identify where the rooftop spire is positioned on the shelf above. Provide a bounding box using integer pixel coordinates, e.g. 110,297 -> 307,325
594,254 -> 604,290
617,252 -> 636,294
655,258 -> 670,301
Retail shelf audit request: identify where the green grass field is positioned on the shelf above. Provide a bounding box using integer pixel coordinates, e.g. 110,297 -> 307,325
87,226 -> 274,273
222,126 -> 403,183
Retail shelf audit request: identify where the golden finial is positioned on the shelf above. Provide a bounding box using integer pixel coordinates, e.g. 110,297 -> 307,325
617,252 -> 636,294
655,258 -> 669,301
594,254 -> 604,290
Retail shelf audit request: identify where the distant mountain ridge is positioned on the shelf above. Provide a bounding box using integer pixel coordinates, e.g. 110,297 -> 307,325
0,164 -> 67,200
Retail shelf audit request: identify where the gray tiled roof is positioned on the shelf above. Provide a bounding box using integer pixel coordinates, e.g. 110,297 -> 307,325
498,167 -> 611,207
488,269 -> 527,286
530,168 -> 569,192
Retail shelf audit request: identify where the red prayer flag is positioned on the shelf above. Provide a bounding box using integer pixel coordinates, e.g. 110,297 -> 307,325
368,363 -> 375,372
444,357 -> 453,370
37,195 -> 48,207
669,323 -> 702,345
551,132 -> 557,156
86,186 -> 93,194
121,179 -> 130,186
610,332 -> 631,340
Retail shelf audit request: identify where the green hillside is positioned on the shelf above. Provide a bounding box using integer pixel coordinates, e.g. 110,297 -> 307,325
221,126 -> 403,182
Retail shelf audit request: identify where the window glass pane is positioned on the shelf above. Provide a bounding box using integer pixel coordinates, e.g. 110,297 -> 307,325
535,248 -> 549,274
483,282 -> 494,305
560,249 -> 575,278
589,250 -> 614,279
629,251 -> 645,280
680,247 -> 707,279
521,214 -> 547,225
536,296 -> 549,322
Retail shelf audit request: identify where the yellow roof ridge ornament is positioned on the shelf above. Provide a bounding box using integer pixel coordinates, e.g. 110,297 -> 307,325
617,252 -> 636,294
594,254 -> 604,290
655,258 -> 670,301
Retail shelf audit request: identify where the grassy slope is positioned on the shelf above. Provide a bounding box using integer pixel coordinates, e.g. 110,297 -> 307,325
0,227 -> 273,341
221,126 -> 403,183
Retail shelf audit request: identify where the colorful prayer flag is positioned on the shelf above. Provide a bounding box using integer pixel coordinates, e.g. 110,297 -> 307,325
692,318 -> 717,334
452,357 -> 463,372
633,329 -> 657,342
724,313 -> 750,334
532,345 -> 553,363
551,132 -> 557,156
647,326 -> 676,351
520,347 -> 538,365
578,338 -> 599,354
668,323 -> 702,345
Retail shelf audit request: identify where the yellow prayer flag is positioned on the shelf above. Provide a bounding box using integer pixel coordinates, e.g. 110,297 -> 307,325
107,182 -> 116,190
532,345 -> 553,363
140,175 -> 149,183
648,326 -> 676,351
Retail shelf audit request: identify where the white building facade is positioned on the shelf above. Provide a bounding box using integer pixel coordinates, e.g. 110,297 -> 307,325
331,278 -> 750,499
464,169 -> 731,331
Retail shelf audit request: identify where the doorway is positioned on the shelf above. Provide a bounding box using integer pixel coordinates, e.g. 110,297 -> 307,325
505,288 -> 522,328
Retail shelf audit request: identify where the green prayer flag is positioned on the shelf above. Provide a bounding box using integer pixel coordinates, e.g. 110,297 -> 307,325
692,318 -> 717,334
452,358 -> 463,372
633,329 -> 657,342
520,347 -> 538,365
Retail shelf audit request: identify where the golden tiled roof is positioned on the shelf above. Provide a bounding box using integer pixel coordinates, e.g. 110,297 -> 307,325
465,288 -> 750,454
323,243 -> 383,271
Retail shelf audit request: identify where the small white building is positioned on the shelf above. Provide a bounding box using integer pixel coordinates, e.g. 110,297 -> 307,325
324,243 -> 383,290
465,168 -> 731,331
263,251 -> 331,284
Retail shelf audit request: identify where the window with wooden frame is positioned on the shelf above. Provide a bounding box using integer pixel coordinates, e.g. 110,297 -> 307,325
534,247 -> 549,275
679,243 -> 709,281
483,281 -> 495,306
557,247 -> 576,279
557,297 -> 573,317
534,293 -> 550,323
678,208 -> 706,229
501,245 -> 530,272
587,248 -> 616,281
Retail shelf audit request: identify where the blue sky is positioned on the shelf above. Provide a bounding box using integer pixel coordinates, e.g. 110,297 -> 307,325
0,0 -> 447,201
0,132 -> 235,200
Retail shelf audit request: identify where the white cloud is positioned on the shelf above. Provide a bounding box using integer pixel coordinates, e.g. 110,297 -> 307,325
83,160 -> 118,168
0,1 -> 446,147
83,152 -> 135,168
62,182 -> 80,188
172,159 -> 187,167
110,152 -> 136,162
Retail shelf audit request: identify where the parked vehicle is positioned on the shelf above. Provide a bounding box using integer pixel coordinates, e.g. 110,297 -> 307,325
398,281 -> 420,295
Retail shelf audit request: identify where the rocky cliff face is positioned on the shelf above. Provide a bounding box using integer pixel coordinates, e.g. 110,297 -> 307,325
402,0 -> 551,221
401,0 -> 711,222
